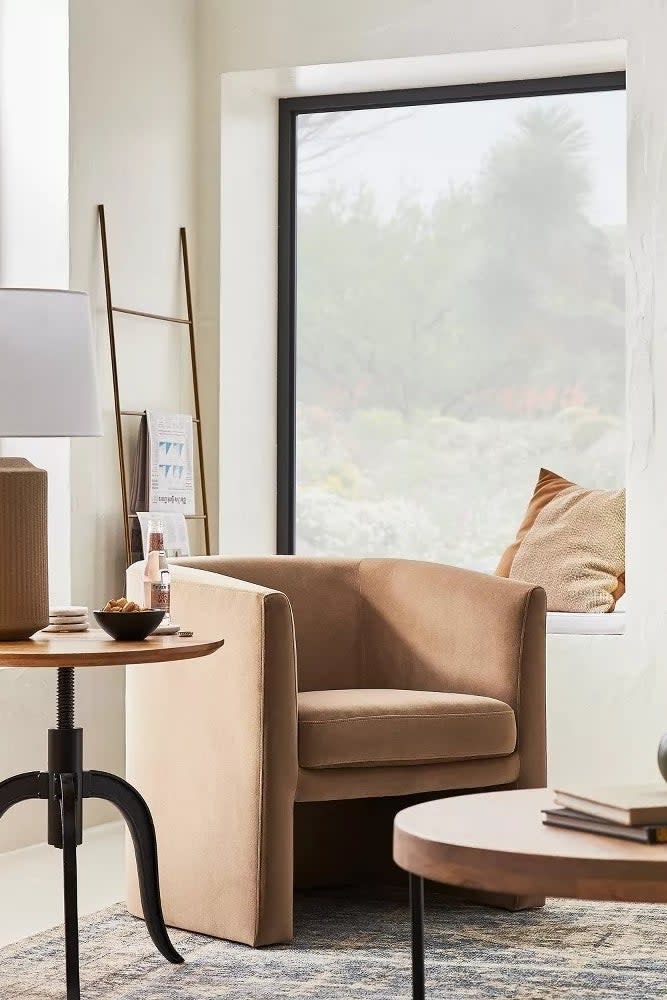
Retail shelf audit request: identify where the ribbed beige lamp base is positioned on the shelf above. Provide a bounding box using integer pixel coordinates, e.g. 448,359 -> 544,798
0,458 -> 49,640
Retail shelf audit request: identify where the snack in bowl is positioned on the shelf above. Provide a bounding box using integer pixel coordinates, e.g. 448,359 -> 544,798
94,601 -> 164,641
101,598 -> 148,613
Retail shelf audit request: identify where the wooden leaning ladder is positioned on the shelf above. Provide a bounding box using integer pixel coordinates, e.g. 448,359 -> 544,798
98,203 -> 211,567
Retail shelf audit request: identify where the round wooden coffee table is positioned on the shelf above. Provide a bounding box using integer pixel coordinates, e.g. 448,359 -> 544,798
394,788 -> 667,999
0,630 -> 224,1000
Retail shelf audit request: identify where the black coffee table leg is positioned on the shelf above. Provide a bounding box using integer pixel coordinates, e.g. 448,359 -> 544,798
410,874 -> 425,1000
83,770 -> 183,964
60,773 -> 81,1000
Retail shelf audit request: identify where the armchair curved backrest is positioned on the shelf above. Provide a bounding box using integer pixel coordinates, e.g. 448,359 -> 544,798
172,556 -> 545,729
173,556 -> 362,691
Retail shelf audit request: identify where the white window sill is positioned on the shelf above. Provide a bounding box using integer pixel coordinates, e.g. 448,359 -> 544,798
547,611 -> 625,636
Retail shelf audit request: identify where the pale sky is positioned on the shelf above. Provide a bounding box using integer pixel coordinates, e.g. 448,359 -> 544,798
298,89 -> 626,226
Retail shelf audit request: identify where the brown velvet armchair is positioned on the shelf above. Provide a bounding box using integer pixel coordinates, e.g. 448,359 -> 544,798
126,557 -> 546,946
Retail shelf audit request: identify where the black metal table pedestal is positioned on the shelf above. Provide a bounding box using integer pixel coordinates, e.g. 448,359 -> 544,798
0,667 -> 183,1000
410,874 -> 425,1000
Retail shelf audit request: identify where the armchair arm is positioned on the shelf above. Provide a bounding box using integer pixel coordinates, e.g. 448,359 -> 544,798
125,562 -> 298,945
359,559 -> 546,788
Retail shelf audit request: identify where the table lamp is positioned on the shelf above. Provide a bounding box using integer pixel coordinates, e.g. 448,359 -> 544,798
0,289 -> 101,640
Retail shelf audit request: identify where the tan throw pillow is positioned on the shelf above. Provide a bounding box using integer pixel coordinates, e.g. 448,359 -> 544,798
496,468 -> 625,613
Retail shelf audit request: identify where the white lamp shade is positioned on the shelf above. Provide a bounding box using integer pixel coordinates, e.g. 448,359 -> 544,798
0,288 -> 102,437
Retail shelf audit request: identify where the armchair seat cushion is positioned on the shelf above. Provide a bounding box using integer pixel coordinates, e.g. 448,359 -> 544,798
298,689 -> 517,770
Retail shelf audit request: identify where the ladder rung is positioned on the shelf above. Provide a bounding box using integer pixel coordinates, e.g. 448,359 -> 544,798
127,513 -> 207,520
112,306 -> 191,326
120,409 -> 200,423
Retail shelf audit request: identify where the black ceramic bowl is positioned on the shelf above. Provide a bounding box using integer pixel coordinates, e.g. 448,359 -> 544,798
94,609 -> 164,641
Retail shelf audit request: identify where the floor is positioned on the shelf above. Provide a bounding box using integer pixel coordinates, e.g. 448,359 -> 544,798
2,889 -> 661,1000
0,821 -> 124,947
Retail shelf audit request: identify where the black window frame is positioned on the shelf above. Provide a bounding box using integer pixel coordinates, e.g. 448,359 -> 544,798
277,70 -> 626,554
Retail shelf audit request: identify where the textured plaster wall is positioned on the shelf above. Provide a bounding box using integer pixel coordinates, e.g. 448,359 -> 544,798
65,0 -> 199,851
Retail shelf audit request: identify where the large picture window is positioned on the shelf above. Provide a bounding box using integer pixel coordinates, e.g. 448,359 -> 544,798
278,74 -> 626,568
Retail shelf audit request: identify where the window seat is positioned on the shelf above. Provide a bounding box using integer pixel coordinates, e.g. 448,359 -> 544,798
547,611 -> 625,636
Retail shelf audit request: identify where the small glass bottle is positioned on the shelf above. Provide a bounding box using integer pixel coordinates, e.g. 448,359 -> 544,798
147,519 -> 165,555
144,518 -> 171,623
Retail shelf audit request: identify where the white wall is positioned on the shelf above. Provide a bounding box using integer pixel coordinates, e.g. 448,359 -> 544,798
69,0 -> 200,609
198,0 -> 667,787
200,0 -> 626,73
66,0 -> 200,844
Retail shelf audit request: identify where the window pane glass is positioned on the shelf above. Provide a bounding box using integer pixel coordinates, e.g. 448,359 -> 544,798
295,89 -> 626,569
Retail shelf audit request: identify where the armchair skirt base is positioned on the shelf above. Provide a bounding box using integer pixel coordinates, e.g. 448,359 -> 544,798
293,790 -> 528,893
295,753 -> 520,803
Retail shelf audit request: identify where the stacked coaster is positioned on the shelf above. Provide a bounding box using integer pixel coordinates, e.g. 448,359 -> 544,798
44,606 -> 89,633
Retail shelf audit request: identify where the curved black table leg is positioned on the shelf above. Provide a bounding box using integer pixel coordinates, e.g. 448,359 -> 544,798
83,770 -> 183,965
0,771 -> 47,819
60,774 -> 81,1000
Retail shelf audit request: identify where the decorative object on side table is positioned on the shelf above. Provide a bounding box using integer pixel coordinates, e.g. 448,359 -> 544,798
94,608 -> 164,641
0,458 -> 48,639
658,733 -> 667,782
0,289 -> 101,639
0,631 -> 224,1000
143,518 -> 172,623
44,606 -> 90,633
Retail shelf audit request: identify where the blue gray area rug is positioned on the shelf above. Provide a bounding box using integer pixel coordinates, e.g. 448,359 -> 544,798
1,890 -> 665,999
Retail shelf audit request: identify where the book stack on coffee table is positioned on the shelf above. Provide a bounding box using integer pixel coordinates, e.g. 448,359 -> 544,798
542,784 -> 667,843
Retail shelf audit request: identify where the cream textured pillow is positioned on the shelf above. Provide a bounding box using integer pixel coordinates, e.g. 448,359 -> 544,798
496,468 -> 625,613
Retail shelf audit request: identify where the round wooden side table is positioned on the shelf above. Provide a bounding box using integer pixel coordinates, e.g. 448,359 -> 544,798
0,630 -> 224,1000
394,788 -> 667,999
